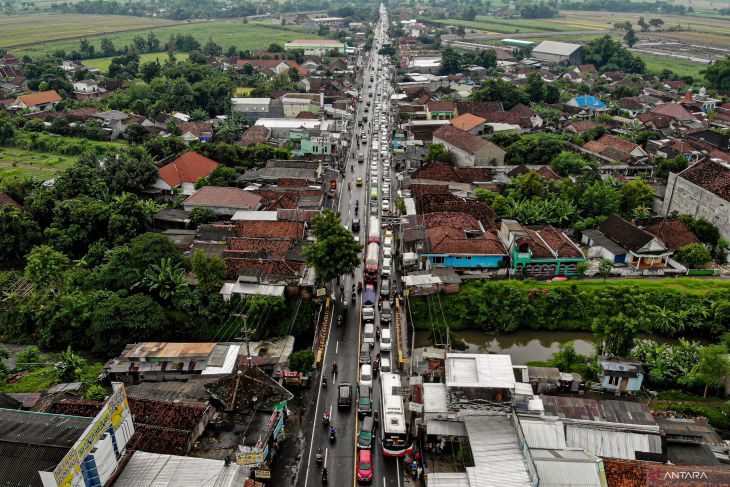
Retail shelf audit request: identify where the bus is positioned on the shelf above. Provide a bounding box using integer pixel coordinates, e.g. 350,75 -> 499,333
380,373 -> 412,457
368,217 -> 380,243
364,242 -> 379,284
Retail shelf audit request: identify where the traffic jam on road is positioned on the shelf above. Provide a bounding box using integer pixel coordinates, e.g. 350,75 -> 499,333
304,5 -> 413,487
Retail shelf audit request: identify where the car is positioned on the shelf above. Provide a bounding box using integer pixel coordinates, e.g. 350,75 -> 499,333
356,177 -> 363,187
363,322 -> 375,347
360,138 -> 367,145
354,235 -> 361,245
357,450 -> 373,483
370,187 -> 378,198
383,238 -> 393,257
381,200 -> 390,212
357,416 -> 375,449
384,230 -> 393,239
380,279 -> 390,298
380,300 -> 392,324
381,258 -> 391,277
370,203 -> 378,216
359,343 -> 371,365
379,327 -> 392,352
358,385 -> 372,416
359,363 -> 373,388
380,356 -> 391,373
338,383 -> 352,408
352,218 -> 361,232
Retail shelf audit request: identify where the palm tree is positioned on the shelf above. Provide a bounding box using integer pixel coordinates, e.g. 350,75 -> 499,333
135,258 -> 188,301
651,306 -> 678,335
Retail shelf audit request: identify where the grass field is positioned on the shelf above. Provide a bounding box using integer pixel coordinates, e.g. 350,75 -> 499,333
83,52 -> 190,71
532,277 -> 730,295
439,17 -> 593,34
0,14 -> 179,48
0,147 -> 78,181
632,51 -> 707,78
11,21 -> 323,59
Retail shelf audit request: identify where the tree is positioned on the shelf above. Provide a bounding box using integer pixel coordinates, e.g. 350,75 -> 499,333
439,48 -> 463,75
53,163 -> 107,199
15,345 -> 43,371
303,213 -> 360,282
550,151 -> 589,176
547,342 -> 590,377
90,293 -> 168,356
190,108 -> 209,122
57,346 -> 85,381
100,37 -> 116,56
97,152 -> 158,195
107,193 -> 152,245
576,261 -> 590,277
637,16 -> 648,31
472,78 -> 529,110
580,180 -> 621,216
24,244 -> 69,288
0,206 -> 41,264
593,312 -> 638,357
0,115 -> 16,144
583,35 -> 645,73
139,60 -> 162,83
525,71 -> 546,102
624,29 -> 638,48
191,249 -> 227,294
288,349 -> 315,374
85,384 -> 108,401
678,215 -> 721,248
424,143 -> 453,163
648,18 -> 664,30
702,56 -> 730,90
690,345 -> 730,397
656,155 -> 688,180
135,257 -> 188,302
598,258 -> 613,280
45,196 -> 110,257
194,166 -> 238,189
124,122 -> 149,144
188,207 -> 218,228
619,179 -> 654,215
674,243 -> 712,267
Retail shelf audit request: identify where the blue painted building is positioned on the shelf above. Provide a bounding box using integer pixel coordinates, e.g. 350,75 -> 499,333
598,356 -> 644,394
423,225 -> 508,269
567,95 -> 608,117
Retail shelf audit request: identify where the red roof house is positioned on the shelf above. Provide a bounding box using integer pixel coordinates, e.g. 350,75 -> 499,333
156,151 -> 219,195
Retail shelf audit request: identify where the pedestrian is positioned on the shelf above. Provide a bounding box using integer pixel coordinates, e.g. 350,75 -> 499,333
376,326 -> 381,340
415,450 -> 421,463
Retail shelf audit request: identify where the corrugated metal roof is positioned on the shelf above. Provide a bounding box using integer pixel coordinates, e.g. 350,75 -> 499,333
519,418 -> 566,449
426,420 -> 467,437
427,472 -> 471,487
464,416 -> 532,486
114,451 -> 249,487
201,345 -> 240,375
423,383 -> 448,413
122,342 -> 217,359
531,449 -> 602,487
533,41 -> 582,56
565,424 -> 662,460
446,353 -> 515,389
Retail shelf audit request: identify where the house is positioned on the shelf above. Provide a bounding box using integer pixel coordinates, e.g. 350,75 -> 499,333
432,125 -> 506,167
449,113 -> 487,135
598,356 -> 644,394
644,219 -> 700,252
307,17 -> 345,29
564,120 -> 599,134
426,100 -> 455,120
72,79 -> 107,101
0,192 -> 21,210
183,186 -> 263,215
583,134 -> 648,163
235,59 -> 307,76
421,212 -> 508,269
566,95 -> 608,116
179,122 -> 213,143
531,41 -> 583,65
583,214 -> 672,268
230,98 -> 272,122
651,102 -> 696,123
14,90 -> 62,111
498,220 -> 586,276
284,39 -> 346,56
662,159 -> 730,244
240,125 -> 270,146
154,151 -> 219,196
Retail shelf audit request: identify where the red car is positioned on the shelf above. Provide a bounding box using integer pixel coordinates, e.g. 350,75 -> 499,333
357,449 -> 373,483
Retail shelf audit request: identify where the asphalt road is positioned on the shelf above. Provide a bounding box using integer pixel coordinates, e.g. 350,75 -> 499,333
299,7 -> 405,487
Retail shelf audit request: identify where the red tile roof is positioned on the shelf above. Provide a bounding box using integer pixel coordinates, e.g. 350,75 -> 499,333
179,122 -> 213,137
645,219 -> 700,251
710,149 -> 730,163
427,101 -> 455,113
226,238 -> 292,257
277,178 -> 309,187
235,220 -> 303,239
578,64 -> 598,73
604,459 -> 730,487
159,151 -> 219,187
422,212 -> 480,231
566,120 -> 599,133
450,113 -> 485,132
456,101 -> 504,117
184,186 -> 262,210
410,184 -> 450,196
433,125 -> 494,155
412,161 -> 493,184
536,166 -> 560,181
225,258 -> 304,279
598,214 -> 660,252
679,159 -> 730,202
652,103 -> 695,121
17,90 -> 62,107
240,126 -> 269,146
426,227 -> 507,255
518,226 -> 583,258
0,192 -> 21,210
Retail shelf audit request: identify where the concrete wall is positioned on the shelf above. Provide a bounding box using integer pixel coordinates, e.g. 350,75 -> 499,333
663,172 -> 730,243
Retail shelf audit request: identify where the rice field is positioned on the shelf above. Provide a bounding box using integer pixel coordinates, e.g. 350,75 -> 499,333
0,14 -> 178,48
632,51 -> 708,78
83,52 -> 190,72
0,147 -> 77,181
11,21 -> 323,59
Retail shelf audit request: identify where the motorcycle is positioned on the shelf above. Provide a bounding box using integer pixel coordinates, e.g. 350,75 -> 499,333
357,281 -> 362,293
337,316 -> 343,328
351,292 -> 356,303
322,376 -> 327,388
329,426 -> 336,442
323,411 -> 330,427
322,467 -> 328,484
316,448 -> 323,467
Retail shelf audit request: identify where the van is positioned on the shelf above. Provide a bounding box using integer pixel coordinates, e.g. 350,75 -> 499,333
357,416 -> 375,449
363,323 -> 375,348
379,327 -> 392,352
380,301 -> 392,324
359,343 -> 371,364
338,382 -> 352,409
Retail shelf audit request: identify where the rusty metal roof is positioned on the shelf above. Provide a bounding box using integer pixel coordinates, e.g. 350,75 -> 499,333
122,342 -> 218,359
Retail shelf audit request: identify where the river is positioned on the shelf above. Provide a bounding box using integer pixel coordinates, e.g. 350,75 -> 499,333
413,329 -> 699,365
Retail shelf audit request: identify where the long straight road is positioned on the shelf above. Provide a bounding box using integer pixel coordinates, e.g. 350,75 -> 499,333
299,5 -> 406,487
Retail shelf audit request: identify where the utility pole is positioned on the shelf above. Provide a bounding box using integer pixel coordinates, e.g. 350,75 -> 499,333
234,312 -> 254,366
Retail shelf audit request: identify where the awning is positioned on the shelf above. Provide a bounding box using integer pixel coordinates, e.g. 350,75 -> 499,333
426,420 -> 467,437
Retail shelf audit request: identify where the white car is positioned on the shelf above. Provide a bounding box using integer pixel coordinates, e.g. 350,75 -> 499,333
360,364 -> 373,388
379,328 -> 392,352
381,258 -> 392,277
383,236 -> 393,256
381,200 -> 390,212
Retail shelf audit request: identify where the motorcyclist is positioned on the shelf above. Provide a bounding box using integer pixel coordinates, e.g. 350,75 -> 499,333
316,448 -> 323,465
332,362 -> 338,375
322,376 -> 327,387
348,182 -> 351,190
323,409 -> 330,424
329,425 -> 337,438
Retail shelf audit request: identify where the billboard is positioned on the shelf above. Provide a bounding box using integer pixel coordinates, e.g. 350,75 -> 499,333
45,383 -> 132,487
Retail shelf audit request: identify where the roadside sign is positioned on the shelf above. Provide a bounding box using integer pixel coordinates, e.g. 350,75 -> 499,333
316,288 -> 327,297
409,402 -> 424,413
255,469 -> 271,479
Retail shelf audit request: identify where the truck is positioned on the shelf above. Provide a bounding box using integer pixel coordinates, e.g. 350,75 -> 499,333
368,217 -> 380,243
363,284 -> 376,306
364,242 -> 379,284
